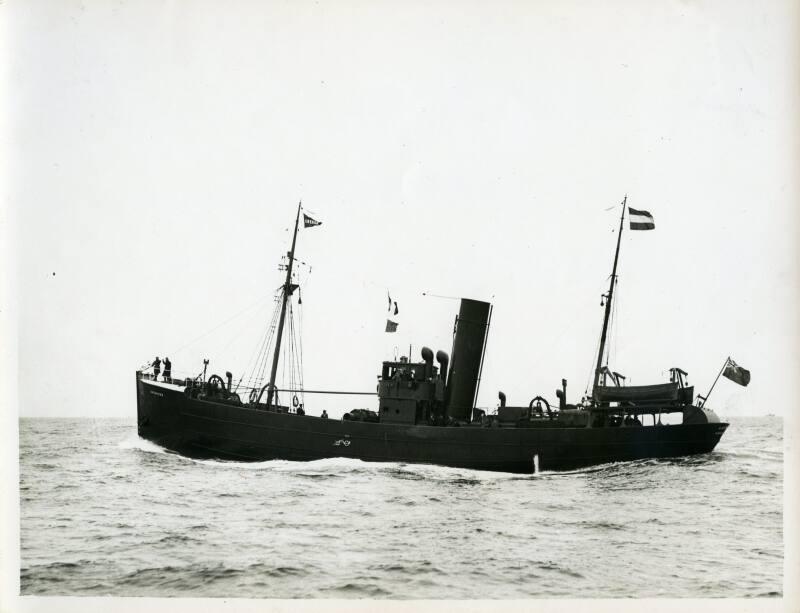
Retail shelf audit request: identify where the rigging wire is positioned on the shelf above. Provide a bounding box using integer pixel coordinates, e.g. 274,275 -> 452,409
287,300 -> 304,410
287,301 -> 296,405
298,288 -> 305,410
584,271 -> 612,397
249,307 -> 275,387
258,304 -> 281,386
284,301 -> 292,405
215,299 -> 271,361
584,329 -> 602,398
611,275 -> 621,373
245,293 -> 282,390
166,215 -> 314,401
294,308 -> 302,405
605,275 -> 619,370
241,254 -> 310,403
163,293 -> 272,359
246,309 -> 273,386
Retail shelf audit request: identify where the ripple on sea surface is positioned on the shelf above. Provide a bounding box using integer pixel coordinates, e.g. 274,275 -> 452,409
18,416 -> 783,598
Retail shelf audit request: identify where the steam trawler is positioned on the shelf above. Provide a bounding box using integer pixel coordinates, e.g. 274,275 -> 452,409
136,201 -> 731,473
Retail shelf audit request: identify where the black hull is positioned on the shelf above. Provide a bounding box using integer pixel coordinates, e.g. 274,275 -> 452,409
137,379 -> 728,474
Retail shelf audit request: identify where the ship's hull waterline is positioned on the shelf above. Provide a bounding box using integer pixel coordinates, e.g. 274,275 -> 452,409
137,379 -> 728,474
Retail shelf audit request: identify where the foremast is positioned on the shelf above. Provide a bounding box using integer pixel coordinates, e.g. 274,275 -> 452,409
265,202 -> 302,409
592,196 -> 627,393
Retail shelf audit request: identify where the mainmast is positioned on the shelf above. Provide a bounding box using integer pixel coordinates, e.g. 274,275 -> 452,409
265,202 -> 302,409
592,196 -> 627,392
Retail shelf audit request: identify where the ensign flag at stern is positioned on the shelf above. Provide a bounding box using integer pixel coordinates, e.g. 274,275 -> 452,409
723,358 -> 751,387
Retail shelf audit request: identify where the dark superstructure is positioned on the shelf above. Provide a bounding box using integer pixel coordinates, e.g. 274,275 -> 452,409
136,200 -> 730,473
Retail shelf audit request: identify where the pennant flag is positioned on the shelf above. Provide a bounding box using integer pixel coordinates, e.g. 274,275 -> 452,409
393,301 -> 398,315
723,358 -> 751,387
303,213 -> 322,228
388,293 -> 392,312
385,319 -> 398,333
628,207 -> 655,230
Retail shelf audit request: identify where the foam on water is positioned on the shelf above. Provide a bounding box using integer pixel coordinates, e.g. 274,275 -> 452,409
188,456 -> 404,472
117,432 -> 169,455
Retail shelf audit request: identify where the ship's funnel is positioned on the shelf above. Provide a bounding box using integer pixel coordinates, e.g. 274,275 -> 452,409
445,298 -> 492,420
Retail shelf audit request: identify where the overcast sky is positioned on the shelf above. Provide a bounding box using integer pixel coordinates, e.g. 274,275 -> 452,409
5,0 -> 798,419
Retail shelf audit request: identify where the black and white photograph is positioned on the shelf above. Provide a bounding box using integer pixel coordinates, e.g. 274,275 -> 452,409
3,0 -> 797,611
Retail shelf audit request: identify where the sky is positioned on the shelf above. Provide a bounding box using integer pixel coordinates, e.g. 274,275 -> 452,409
4,0 -> 799,420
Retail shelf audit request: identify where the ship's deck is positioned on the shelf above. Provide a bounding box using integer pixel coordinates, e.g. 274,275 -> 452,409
139,375 -> 186,392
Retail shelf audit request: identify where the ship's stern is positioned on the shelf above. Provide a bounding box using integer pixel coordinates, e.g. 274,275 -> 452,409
683,404 -> 723,425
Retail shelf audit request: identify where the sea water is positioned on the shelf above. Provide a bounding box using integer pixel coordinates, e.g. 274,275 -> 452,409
18,416 -> 783,598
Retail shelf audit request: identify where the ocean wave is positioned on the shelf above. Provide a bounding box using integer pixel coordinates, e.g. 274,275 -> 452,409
293,472 -> 343,480
323,582 -> 393,597
536,561 -> 585,579
576,520 -> 626,531
117,563 -> 250,588
247,563 -> 310,577
153,533 -> 205,545
368,562 -> 445,576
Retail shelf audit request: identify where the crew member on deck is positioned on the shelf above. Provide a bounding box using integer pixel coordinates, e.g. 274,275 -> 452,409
163,357 -> 172,382
321,410 -> 328,419
296,405 -> 305,416
152,356 -> 161,380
